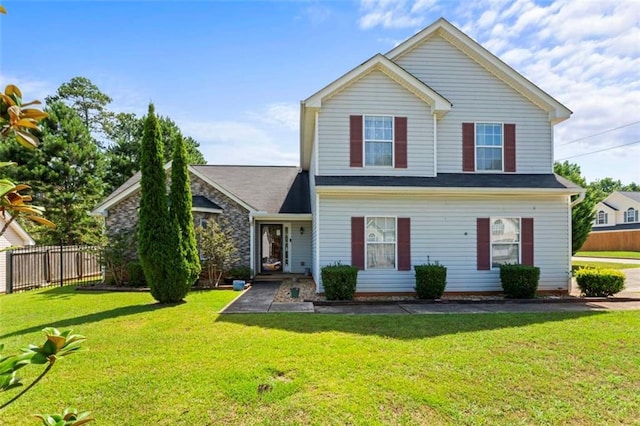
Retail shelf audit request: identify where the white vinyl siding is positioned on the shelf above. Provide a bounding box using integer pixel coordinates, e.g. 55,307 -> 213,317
0,224 -> 30,293
290,221 -> 312,273
317,69 -> 434,176
395,35 -> 553,174
317,193 -> 570,293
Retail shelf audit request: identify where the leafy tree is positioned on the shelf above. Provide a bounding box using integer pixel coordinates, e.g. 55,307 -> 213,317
168,134 -> 201,294
46,77 -> 112,136
196,221 -> 237,286
554,161 -> 596,254
0,102 -> 106,244
137,104 -> 176,303
589,177 -> 640,203
104,113 -> 205,193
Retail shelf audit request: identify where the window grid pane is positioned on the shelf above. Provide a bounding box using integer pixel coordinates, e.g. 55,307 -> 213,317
491,218 -> 520,268
364,115 -> 393,167
366,217 -> 396,269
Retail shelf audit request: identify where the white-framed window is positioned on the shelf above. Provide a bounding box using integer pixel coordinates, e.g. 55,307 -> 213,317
476,123 -> 503,171
364,115 -> 393,166
596,210 -> 608,225
624,207 -> 638,223
491,217 -> 520,268
366,217 -> 396,269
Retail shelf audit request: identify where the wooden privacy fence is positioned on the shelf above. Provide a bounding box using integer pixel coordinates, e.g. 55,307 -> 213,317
581,230 -> 640,251
6,244 -> 102,293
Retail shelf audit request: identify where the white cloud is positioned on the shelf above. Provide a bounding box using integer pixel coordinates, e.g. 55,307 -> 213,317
359,0 -> 430,29
0,74 -> 55,105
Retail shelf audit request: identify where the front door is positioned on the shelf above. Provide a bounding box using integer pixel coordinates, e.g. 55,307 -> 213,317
260,224 -> 283,273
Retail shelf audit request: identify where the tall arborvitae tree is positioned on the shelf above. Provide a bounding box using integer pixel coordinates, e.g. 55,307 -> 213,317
168,133 -> 201,293
554,161 -> 596,254
138,104 -> 173,303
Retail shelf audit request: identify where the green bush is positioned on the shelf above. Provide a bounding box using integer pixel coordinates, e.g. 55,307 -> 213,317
227,266 -> 252,281
321,263 -> 358,300
500,264 -> 540,299
575,268 -> 625,297
126,261 -> 147,287
414,262 -> 447,299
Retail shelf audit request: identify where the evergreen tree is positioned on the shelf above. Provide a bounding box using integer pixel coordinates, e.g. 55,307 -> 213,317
554,161 -> 596,254
138,103 -> 174,303
0,101 -> 105,244
168,133 -> 201,294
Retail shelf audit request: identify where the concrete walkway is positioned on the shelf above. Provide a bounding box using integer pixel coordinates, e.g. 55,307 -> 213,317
221,282 -> 314,313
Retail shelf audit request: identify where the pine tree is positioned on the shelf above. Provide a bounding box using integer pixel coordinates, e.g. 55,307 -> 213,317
168,133 -> 201,295
138,104 -> 174,303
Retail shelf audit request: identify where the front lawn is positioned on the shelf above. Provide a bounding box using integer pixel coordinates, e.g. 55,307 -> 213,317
575,250 -> 640,260
1,287 -> 639,424
572,260 -> 640,270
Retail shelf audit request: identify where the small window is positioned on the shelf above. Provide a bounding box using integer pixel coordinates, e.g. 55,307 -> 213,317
366,217 -> 396,269
364,116 -> 393,166
476,123 -> 503,171
596,210 -> 608,225
491,217 -> 519,268
624,208 -> 638,223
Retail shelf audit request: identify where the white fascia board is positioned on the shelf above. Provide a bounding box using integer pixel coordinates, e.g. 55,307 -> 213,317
315,185 -> 581,197
192,207 -> 223,214
386,18 -> 571,124
252,213 -> 313,221
595,202 -> 616,212
187,166 -> 256,212
304,54 -> 451,115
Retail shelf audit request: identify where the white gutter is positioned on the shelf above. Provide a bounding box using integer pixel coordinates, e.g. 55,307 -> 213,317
316,186 -> 581,196
570,190 -> 586,208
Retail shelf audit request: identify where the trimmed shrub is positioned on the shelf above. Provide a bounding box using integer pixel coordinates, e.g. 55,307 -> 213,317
414,262 -> 447,299
500,264 -> 540,299
321,263 -> 358,300
126,261 -> 147,288
575,268 -> 625,297
228,266 -> 252,281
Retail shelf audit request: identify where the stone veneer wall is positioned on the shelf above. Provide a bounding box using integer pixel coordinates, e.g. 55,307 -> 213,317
105,173 -> 251,267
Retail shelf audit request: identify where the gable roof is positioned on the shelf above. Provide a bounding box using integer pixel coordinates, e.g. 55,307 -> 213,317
618,191 -> 640,203
92,166 -> 311,215
601,201 -> 619,211
386,18 -> 572,124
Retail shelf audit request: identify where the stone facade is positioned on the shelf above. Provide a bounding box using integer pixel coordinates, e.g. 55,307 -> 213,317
104,173 -> 251,267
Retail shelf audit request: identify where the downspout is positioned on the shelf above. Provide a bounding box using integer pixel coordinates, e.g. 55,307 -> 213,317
433,113 -> 438,176
249,213 -> 255,279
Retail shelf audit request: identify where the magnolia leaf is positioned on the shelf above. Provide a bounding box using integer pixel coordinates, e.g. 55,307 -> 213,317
47,335 -> 66,351
0,5 -> 7,14
21,108 -> 48,121
15,129 -> 39,149
25,215 -> 56,228
0,93 -> 15,107
16,118 -> 39,129
0,161 -> 17,168
5,84 -> 22,99
13,183 -> 31,192
21,99 -> 42,107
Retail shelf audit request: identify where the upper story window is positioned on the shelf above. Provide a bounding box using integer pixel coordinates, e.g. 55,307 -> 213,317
596,210 -> 608,225
624,207 -> 638,223
364,116 -> 393,166
366,216 -> 396,269
476,123 -> 503,171
491,217 -> 520,268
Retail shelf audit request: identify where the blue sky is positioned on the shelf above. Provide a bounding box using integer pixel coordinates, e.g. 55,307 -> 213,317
1,0 -> 638,184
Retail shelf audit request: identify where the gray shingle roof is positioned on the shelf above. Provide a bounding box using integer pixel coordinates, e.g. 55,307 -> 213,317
97,166 -> 311,214
315,173 -> 582,190
619,191 -> 640,202
591,222 -> 640,232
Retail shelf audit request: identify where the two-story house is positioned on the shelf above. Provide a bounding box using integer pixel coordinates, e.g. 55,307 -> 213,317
582,191 -> 640,251
93,18 -> 583,294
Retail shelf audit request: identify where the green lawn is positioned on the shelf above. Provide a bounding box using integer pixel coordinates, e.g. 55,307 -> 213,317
1,287 -> 640,425
572,260 -> 640,270
575,250 -> 640,260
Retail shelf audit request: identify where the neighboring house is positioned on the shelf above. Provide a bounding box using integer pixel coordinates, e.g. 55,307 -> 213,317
582,191 -> 640,251
0,214 -> 36,293
94,18 -> 583,294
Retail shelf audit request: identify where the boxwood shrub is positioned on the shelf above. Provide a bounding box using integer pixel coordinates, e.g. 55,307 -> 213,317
575,268 -> 625,297
414,262 -> 447,299
499,264 -> 540,299
126,261 -> 147,288
321,263 -> 358,300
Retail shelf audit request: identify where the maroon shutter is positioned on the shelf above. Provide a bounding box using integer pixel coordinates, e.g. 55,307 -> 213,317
477,218 -> 490,270
397,218 -> 411,270
351,217 -> 365,269
394,117 -> 407,168
462,123 -> 475,172
350,115 -> 363,167
521,218 -> 534,266
504,123 -> 516,172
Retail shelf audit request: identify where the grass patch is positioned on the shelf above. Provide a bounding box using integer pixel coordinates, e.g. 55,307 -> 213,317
573,261 -> 640,270
1,287 -> 640,424
575,251 -> 640,260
